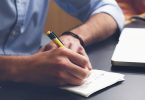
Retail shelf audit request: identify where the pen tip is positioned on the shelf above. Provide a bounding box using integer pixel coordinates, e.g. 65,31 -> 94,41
47,31 -> 51,35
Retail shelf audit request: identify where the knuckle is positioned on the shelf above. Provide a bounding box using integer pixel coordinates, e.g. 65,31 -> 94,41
82,57 -> 88,66
81,56 -> 91,68
57,58 -> 68,67
79,46 -> 84,50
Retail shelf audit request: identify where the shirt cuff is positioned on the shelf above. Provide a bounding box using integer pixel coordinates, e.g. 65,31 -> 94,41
91,4 -> 125,32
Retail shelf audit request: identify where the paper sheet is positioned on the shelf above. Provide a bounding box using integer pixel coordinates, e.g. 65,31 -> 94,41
60,69 -> 125,97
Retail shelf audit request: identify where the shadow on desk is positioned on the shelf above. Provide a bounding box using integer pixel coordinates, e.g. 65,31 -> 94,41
111,65 -> 145,74
88,81 -> 123,98
0,82 -> 82,100
0,80 -> 123,100
126,20 -> 145,28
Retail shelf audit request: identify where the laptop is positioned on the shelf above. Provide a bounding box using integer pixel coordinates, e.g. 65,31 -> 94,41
111,28 -> 145,67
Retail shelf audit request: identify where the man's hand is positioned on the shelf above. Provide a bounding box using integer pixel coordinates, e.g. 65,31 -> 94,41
39,35 -> 92,70
60,35 -> 92,70
14,48 -> 91,86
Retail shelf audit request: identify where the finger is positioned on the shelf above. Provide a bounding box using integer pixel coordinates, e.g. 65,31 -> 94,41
45,41 -> 57,50
64,41 -> 92,70
62,60 -> 90,80
69,45 -> 92,70
63,48 -> 91,69
77,47 -> 92,70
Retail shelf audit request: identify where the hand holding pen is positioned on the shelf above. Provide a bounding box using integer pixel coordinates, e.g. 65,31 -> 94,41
10,30 -> 91,87
47,31 -> 92,70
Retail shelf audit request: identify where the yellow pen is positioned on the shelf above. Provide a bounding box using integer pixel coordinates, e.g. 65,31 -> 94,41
47,31 -> 64,48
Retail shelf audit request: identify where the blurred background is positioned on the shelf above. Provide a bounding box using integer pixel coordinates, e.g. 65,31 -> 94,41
44,0 -> 81,36
45,0 -> 145,34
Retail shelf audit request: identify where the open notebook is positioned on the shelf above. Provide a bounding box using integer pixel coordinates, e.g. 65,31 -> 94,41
111,28 -> 145,67
60,69 -> 124,97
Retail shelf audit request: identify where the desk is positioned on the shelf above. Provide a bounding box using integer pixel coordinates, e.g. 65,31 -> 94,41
0,21 -> 145,100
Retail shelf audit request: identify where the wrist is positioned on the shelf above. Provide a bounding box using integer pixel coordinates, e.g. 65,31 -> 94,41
12,56 -> 34,82
61,31 -> 86,47
0,56 -> 32,82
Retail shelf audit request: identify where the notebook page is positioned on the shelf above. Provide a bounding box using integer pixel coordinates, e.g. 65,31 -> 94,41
60,69 -> 125,97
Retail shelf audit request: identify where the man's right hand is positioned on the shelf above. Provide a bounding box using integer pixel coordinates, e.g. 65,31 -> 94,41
13,47 -> 91,86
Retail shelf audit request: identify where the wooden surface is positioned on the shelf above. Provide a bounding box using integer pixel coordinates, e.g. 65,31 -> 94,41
44,0 -> 81,36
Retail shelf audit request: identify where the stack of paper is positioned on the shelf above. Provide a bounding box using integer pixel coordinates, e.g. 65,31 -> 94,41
60,69 -> 125,97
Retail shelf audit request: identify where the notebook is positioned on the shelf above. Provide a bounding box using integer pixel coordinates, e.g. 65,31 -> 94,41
60,69 -> 124,97
111,28 -> 145,67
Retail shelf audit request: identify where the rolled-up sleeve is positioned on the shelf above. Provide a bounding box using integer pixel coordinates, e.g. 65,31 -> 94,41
55,0 -> 124,31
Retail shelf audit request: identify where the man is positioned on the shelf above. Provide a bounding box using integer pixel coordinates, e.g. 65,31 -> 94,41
0,0 -> 124,86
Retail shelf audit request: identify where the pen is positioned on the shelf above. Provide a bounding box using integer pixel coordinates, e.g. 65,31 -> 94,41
47,31 -> 64,48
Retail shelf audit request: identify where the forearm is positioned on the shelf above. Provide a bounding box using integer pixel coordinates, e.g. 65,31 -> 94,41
71,13 -> 118,45
0,56 -> 31,81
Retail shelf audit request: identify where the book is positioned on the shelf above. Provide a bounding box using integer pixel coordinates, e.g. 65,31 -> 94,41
60,69 -> 124,97
111,28 -> 145,67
